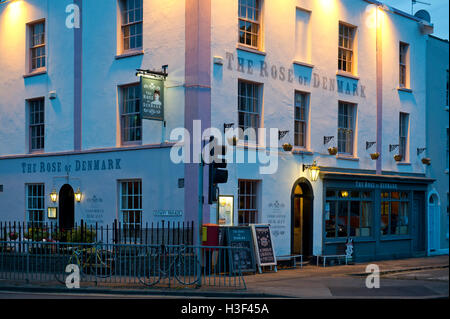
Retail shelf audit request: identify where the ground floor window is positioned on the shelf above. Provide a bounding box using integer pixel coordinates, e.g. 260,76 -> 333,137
119,180 -> 142,238
26,184 -> 45,226
381,191 -> 409,236
238,180 -> 259,225
325,190 -> 373,238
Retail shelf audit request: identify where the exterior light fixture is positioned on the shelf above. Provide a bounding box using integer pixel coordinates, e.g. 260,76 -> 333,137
303,161 -> 320,182
74,188 -> 82,202
50,189 -> 58,203
341,191 -> 349,198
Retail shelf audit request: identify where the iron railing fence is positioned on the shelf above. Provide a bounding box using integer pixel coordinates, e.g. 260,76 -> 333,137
0,241 -> 247,290
0,220 -> 195,245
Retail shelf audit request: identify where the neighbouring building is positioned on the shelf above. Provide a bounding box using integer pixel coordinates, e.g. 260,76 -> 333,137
0,0 -> 442,262
426,34 -> 449,256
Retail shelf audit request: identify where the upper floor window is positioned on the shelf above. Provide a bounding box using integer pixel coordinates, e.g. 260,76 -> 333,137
238,80 -> 261,142
120,84 -> 142,145
399,112 -> 410,162
120,0 -> 143,53
399,42 -> 410,88
28,21 -> 46,73
338,102 -> 356,155
238,0 -> 261,49
28,98 -> 45,153
338,23 -> 356,74
294,91 -> 309,148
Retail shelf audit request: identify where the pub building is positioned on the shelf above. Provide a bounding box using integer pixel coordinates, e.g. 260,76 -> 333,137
0,0 -> 443,263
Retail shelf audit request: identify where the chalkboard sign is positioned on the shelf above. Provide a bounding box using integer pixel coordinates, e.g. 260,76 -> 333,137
251,224 -> 277,270
141,77 -> 164,121
224,227 -> 256,273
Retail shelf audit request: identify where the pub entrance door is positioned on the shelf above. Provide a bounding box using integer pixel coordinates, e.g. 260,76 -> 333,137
59,184 -> 75,230
291,178 -> 314,258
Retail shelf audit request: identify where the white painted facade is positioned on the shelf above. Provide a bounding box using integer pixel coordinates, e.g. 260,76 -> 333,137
0,0 -> 440,261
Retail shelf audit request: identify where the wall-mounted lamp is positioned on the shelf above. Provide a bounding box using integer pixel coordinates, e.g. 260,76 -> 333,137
74,188 -> 82,202
303,161 -> 320,182
50,189 -> 58,203
341,191 -> 349,198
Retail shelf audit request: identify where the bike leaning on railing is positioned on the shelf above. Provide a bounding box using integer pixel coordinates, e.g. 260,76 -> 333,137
137,244 -> 201,287
54,242 -> 115,284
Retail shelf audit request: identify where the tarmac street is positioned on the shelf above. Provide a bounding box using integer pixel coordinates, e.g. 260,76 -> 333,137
0,255 -> 448,299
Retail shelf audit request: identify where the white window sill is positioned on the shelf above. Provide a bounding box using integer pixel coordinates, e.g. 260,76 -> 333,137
236,44 -> 266,56
292,148 -> 314,155
23,70 -> 47,78
336,155 -> 359,161
396,162 -> 411,166
293,60 -> 314,69
115,50 -> 144,60
336,70 -> 360,81
397,87 -> 413,93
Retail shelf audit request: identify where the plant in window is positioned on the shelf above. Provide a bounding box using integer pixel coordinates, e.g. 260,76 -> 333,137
328,147 -> 338,155
394,154 -> 403,162
370,152 -> 380,160
282,143 -> 293,152
421,157 -> 431,165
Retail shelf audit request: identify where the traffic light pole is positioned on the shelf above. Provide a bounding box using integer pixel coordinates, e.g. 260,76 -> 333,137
198,154 -> 204,245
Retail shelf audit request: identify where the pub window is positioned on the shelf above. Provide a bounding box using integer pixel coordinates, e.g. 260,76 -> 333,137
238,0 -> 261,49
399,112 -> 409,162
238,80 -> 261,142
238,180 -> 259,225
28,98 -> 45,153
380,192 -> 410,236
294,91 -> 309,148
120,84 -> 142,145
28,20 -> 46,73
338,23 -> 356,74
120,0 -> 143,53
399,42 -> 410,88
325,190 -> 373,238
119,180 -> 142,239
26,184 -> 45,227
338,102 -> 356,155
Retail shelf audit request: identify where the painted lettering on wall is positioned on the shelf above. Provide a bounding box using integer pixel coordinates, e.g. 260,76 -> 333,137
225,52 -> 366,98
355,181 -> 398,190
21,159 -> 122,174
267,201 -> 287,238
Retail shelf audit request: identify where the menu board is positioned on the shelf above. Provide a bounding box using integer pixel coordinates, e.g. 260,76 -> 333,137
251,224 -> 277,268
224,227 -> 256,273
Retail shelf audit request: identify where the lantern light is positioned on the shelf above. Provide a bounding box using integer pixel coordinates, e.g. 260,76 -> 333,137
303,161 -> 320,182
74,188 -> 82,202
50,189 -> 58,203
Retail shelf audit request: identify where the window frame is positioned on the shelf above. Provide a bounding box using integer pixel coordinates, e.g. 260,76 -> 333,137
238,80 -> 262,143
294,91 -> 310,149
238,180 -> 259,226
120,83 -> 142,146
26,184 -> 45,227
337,101 -> 356,156
399,112 -> 410,162
399,42 -> 410,88
27,19 -> 46,74
380,191 -> 411,237
119,179 -> 143,240
238,0 -> 262,50
119,0 -> 143,54
27,98 -> 45,153
338,22 -> 356,74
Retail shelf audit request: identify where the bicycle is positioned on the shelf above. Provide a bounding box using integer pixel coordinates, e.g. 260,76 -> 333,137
138,244 -> 201,287
54,242 -> 115,285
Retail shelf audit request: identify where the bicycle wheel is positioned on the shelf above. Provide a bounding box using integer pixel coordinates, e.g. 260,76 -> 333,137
175,248 -> 201,286
138,247 -> 161,287
90,250 -> 115,278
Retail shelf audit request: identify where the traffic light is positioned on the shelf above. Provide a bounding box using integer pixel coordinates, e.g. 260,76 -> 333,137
208,137 -> 228,204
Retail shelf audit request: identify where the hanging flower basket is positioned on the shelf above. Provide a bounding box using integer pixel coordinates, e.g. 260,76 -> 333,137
282,143 -> 293,152
227,136 -> 238,146
370,152 -> 380,160
421,158 -> 431,165
328,147 -> 338,155
394,154 -> 403,162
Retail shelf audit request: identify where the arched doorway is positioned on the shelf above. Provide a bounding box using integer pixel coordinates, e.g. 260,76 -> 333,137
59,184 -> 75,230
291,178 -> 314,258
428,193 -> 440,253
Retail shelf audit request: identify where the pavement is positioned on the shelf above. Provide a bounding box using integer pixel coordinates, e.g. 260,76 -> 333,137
0,255 -> 448,299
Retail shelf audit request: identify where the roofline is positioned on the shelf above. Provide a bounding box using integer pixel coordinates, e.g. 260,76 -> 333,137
363,0 -> 433,26
429,34 -> 449,43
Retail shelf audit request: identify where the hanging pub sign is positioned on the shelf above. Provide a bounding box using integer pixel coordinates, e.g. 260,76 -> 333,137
141,76 -> 165,121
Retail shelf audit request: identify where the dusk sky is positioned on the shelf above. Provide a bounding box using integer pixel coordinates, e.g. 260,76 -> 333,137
384,0 -> 449,40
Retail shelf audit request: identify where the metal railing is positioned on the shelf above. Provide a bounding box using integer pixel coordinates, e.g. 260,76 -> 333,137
0,241 -> 247,290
